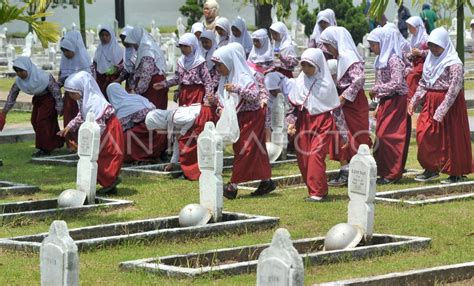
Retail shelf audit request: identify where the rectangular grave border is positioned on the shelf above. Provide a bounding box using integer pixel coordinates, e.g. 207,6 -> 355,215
30,153 -> 79,166
118,233 -> 431,278
0,211 -> 279,253
238,169 -> 423,191
0,197 -> 133,224
375,180 -> 474,205
0,180 -> 39,197
315,261 -> 474,286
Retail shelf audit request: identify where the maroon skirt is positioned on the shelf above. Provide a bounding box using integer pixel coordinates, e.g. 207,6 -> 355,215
329,89 -> 372,162
416,90 -> 472,175
123,122 -> 167,163
96,72 -> 120,100
31,93 -> 64,151
97,115 -> 124,187
295,110 -> 334,197
230,107 -> 271,184
179,84 -> 205,106
274,67 -> 293,79
141,74 -> 168,110
373,95 -> 409,180
406,57 -> 424,102
63,93 -> 79,149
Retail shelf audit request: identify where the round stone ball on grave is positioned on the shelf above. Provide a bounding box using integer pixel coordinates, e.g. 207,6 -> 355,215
41,63 -> 53,70
324,223 -> 364,251
57,189 -> 87,208
266,142 -> 283,163
178,203 -> 212,227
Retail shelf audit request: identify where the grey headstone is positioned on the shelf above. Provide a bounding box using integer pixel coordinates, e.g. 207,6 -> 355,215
256,228 -> 304,286
348,144 -> 377,240
40,221 -> 79,286
198,122 -> 223,222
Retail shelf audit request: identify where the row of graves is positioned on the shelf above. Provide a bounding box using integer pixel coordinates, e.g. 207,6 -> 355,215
1,91 -> 473,284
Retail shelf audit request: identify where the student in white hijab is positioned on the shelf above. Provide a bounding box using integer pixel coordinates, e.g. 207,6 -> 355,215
230,17 -> 253,57
367,27 -> 410,185
191,22 -> 205,39
93,25 -> 124,96
288,48 -> 348,202
106,83 -> 169,164
124,27 -> 168,109
319,26 -> 372,186
116,25 -> 136,89
215,17 -> 231,47
0,57 -> 64,156
212,44 -> 274,199
248,28 -> 274,74
409,27 -> 470,184
309,8 -> 337,48
406,16 -> 429,49
58,71 -> 124,193
269,22 -> 298,78
199,30 -> 219,89
384,22 -> 411,57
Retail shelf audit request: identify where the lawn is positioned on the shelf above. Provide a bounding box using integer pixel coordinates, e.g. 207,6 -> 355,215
0,140 -> 473,285
3,110 -> 32,124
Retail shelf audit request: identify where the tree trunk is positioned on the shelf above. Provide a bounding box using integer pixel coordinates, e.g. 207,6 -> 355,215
255,3 -> 273,30
79,0 -> 87,47
456,0 -> 464,64
115,0 -> 125,29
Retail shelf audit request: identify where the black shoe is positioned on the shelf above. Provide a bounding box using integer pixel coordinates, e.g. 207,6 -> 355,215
441,176 -> 466,184
32,149 -> 51,157
223,183 -> 238,200
97,177 -> 121,195
414,170 -> 439,182
328,169 -> 348,187
369,101 -> 378,111
377,177 -> 399,185
251,180 -> 276,196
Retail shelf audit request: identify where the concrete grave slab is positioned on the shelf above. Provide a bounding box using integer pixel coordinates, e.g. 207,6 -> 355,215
0,180 -> 39,197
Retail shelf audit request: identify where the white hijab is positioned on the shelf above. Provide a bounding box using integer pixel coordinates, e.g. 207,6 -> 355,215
422,27 -> 462,87
384,23 -> 411,54
215,17 -> 231,47
64,71 -> 111,120
120,26 -> 136,73
60,30 -> 92,77
270,22 -> 297,57
13,57 -> 50,95
264,71 -> 294,96
406,16 -> 429,49
212,45 -> 258,107
367,27 -> 403,69
230,17 -> 253,54
288,48 -> 340,115
106,83 -> 155,120
320,26 -> 364,81
191,22 -> 204,35
178,33 -> 206,71
124,28 -> 166,74
94,26 -> 124,74
200,30 -> 218,70
310,9 -> 337,44
248,29 -> 274,64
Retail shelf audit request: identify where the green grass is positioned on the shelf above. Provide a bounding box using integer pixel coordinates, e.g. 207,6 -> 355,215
0,77 -> 15,92
0,140 -> 473,285
468,109 -> 474,117
465,80 -> 474,91
4,110 -> 32,124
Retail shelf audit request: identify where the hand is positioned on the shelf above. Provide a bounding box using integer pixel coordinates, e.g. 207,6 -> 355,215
339,96 -> 346,105
164,163 -> 175,172
57,127 -> 70,137
369,89 -> 376,100
153,82 -> 166,90
412,48 -> 421,57
224,83 -> 235,92
287,124 -> 296,136
407,103 -> 414,116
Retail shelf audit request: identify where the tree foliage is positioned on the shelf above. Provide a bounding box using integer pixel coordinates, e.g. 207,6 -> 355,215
179,0 -> 203,30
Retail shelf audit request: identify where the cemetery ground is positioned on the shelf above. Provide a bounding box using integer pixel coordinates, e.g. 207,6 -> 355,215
0,139 -> 473,285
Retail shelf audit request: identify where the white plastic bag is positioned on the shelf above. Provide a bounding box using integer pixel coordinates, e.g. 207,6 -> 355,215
216,91 -> 240,144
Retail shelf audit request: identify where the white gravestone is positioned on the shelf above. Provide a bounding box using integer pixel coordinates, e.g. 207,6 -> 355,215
71,22 -> 77,31
177,17 -> 186,37
76,112 -> 101,204
198,122 -> 224,222
347,144 -> 376,240
61,27 -> 67,37
6,44 -> 15,71
256,228 -> 304,286
40,220 -> 79,286
271,93 -> 288,150
151,26 -> 162,45
22,32 -> 33,57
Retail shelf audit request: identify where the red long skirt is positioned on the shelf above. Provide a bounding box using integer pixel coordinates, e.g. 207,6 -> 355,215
374,95 -> 409,180
141,74 -> 168,110
123,122 -> 167,163
97,115 -> 124,187
63,94 -> 79,149
329,89 -> 372,162
231,107 -> 271,184
295,110 -> 334,197
275,67 -> 293,79
406,57 -> 424,102
96,72 -> 120,100
31,93 -> 64,151
178,84 -> 217,180
416,90 -> 472,175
